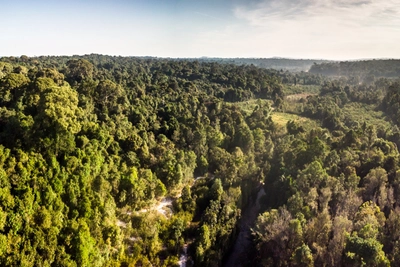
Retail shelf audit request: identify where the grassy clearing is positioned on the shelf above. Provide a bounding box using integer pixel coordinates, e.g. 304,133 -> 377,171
342,102 -> 392,130
230,99 -> 318,132
229,99 -> 273,115
283,84 -> 320,95
271,112 -> 317,128
285,93 -> 317,101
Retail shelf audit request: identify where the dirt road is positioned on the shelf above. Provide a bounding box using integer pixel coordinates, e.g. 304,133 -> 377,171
224,187 -> 265,267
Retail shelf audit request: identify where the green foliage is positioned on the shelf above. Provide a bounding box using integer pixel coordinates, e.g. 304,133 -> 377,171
345,234 -> 390,266
310,59 -> 400,79
0,54 -> 399,267
35,84 -> 82,134
291,243 -> 314,267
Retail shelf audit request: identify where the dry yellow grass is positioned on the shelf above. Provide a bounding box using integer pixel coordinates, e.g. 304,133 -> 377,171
271,112 -> 317,129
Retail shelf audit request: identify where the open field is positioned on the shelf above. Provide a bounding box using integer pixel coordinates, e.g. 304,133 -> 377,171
231,99 -> 318,131
283,84 -> 320,95
271,111 -> 317,128
285,93 -> 316,101
342,102 -> 392,130
229,99 -> 273,115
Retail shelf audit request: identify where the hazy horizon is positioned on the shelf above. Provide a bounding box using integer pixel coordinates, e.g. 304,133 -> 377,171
3,54 -> 400,62
1,0 -> 400,60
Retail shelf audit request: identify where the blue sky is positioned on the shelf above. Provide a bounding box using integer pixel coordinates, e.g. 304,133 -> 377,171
1,0 -> 400,60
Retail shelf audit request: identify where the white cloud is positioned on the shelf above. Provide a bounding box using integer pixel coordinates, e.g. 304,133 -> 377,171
231,0 -> 400,59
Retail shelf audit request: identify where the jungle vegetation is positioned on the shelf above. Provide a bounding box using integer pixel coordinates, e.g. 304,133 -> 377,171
0,55 -> 400,266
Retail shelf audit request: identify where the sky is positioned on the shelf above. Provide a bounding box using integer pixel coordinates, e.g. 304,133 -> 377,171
1,0 -> 400,60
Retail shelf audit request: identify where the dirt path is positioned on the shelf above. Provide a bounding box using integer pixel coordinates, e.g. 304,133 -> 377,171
224,187 -> 266,267
178,244 -> 188,267
136,198 -> 173,216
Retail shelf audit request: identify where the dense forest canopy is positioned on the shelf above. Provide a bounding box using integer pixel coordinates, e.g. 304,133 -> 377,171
0,54 -> 400,266
114,57 -> 332,72
186,58 -> 333,72
309,60 -> 400,79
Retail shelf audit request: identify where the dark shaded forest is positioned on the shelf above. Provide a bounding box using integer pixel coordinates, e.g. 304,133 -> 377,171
0,54 -> 400,267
